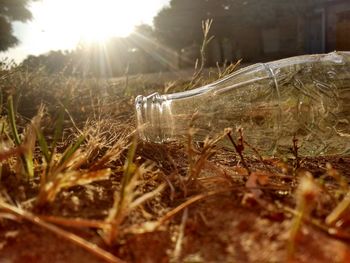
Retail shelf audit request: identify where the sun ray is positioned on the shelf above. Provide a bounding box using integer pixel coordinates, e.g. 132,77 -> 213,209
24,0 -> 169,54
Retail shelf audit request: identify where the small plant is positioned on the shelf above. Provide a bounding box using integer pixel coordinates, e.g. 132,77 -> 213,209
35,110 -> 120,207
188,19 -> 214,89
186,127 -> 231,188
216,59 -> 242,79
7,95 -> 43,179
101,137 -> 166,245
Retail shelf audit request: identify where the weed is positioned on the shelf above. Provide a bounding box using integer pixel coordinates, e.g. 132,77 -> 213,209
35,130 -> 118,206
7,96 -> 43,179
186,126 -> 230,190
216,59 -> 242,79
189,19 -> 214,89
102,137 -> 166,245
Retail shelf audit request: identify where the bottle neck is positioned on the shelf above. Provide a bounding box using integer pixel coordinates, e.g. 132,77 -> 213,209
135,64 -> 275,144
135,92 -> 173,143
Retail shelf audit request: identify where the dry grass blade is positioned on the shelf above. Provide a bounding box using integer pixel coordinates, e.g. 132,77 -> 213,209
326,192 -> 350,226
38,168 -> 111,205
21,105 -> 45,177
102,137 -> 167,245
90,136 -> 129,171
130,182 -> 167,210
122,190 -> 232,236
39,215 -> 111,229
102,137 -> 139,245
186,128 -> 230,185
0,200 -> 125,263
189,19 -> 214,88
216,59 -> 242,79
158,188 -> 235,226
287,173 -> 320,258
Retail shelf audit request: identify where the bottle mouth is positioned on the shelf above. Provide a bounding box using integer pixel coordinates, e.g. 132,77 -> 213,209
135,92 -> 173,143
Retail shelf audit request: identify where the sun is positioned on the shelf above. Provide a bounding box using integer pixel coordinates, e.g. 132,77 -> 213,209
28,0 -> 163,52
72,0 -> 135,42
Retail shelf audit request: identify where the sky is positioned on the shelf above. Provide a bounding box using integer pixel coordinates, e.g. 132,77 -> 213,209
1,0 -> 170,63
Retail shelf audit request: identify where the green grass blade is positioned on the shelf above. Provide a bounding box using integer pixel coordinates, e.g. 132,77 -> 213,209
0,122 -> 5,136
0,89 -> 3,115
58,135 -> 85,166
7,95 -> 34,178
122,136 -> 137,187
7,96 -> 21,146
24,152 -> 34,178
36,128 -> 50,163
50,107 -> 65,160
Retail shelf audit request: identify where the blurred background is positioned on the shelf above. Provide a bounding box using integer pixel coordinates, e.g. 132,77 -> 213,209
0,0 -> 350,77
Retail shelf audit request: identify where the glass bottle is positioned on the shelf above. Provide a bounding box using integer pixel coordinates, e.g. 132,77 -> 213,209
135,52 -> 350,156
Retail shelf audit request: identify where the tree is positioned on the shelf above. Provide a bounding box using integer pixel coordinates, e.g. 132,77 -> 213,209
153,0 -> 327,65
154,0 -> 208,51
0,0 -> 34,51
153,0 -> 326,50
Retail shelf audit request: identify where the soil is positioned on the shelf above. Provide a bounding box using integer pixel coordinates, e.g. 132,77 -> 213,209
1,147 -> 350,263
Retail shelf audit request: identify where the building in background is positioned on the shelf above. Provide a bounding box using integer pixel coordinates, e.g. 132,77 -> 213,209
202,0 -> 350,65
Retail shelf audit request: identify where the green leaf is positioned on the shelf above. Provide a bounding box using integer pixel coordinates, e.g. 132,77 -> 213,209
50,107 -> 65,160
58,135 -> 85,166
7,96 -> 21,146
36,127 -> 50,163
122,136 -> 137,187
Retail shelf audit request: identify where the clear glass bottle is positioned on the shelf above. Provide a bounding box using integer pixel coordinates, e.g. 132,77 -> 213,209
135,52 -> 350,156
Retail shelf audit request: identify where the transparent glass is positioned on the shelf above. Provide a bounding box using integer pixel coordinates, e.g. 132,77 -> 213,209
135,52 -> 350,156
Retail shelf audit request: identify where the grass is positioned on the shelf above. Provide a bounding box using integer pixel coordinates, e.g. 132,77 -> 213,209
0,61 -> 350,263
0,26 -> 349,262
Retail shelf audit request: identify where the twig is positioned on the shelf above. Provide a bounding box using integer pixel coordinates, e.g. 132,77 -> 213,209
227,130 -> 251,174
130,183 -> 167,209
58,100 -> 83,135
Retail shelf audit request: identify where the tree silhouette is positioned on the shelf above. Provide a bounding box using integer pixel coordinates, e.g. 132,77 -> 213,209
0,0 -> 34,51
153,0 -> 326,52
154,0 -> 207,51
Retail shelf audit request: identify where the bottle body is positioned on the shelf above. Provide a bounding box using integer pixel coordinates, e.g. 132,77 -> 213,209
135,52 -> 350,156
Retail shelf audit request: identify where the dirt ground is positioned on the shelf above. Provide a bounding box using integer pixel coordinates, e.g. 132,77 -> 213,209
1,147 -> 350,263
